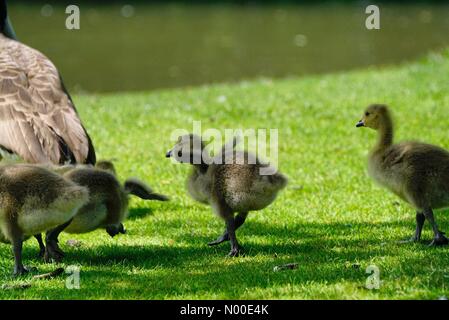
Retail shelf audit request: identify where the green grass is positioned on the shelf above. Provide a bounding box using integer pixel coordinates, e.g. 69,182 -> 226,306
2,50 -> 449,300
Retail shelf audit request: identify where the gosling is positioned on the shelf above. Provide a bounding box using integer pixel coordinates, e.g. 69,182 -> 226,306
357,104 -> 449,246
0,164 -> 88,276
166,134 -> 287,257
35,161 -> 169,259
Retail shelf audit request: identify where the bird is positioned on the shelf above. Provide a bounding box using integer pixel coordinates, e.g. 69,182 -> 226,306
0,0 -> 96,165
166,134 -> 287,257
1,0 -> 96,259
357,104 -> 449,246
0,163 -> 89,276
33,161 -> 169,261
60,160 -> 169,237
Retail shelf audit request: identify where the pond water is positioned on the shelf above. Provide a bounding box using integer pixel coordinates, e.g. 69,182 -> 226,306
7,3 -> 449,93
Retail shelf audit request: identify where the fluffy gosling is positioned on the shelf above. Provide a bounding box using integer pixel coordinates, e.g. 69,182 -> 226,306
166,134 -> 287,257
35,161 -> 169,259
0,164 -> 88,276
357,104 -> 449,246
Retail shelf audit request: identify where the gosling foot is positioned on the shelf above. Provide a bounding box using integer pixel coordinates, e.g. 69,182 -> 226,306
428,232 -> 449,247
44,240 -> 65,263
208,232 -> 229,246
397,235 -> 420,244
228,246 -> 242,257
13,265 -> 36,277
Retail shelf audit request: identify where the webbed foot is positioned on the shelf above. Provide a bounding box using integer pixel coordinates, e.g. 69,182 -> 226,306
228,246 -> 242,257
429,232 -> 449,247
397,235 -> 420,244
13,265 -> 36,277
208,232 -> 229,246
44,240 -> 65,263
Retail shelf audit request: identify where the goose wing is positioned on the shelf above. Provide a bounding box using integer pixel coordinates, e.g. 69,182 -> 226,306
0,34 -> 93,164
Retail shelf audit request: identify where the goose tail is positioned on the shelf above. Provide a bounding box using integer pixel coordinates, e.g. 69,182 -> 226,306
124,178 -> 170,201
269,172 -> 288,191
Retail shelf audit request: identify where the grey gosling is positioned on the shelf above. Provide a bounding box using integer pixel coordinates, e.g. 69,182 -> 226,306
0,164 -> 88,276
357,104 -> 449,246
34,160 -> 169,259
166,134 -> 287,257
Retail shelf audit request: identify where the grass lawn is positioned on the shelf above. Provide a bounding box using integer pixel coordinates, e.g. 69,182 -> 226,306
1,50 -> 449,299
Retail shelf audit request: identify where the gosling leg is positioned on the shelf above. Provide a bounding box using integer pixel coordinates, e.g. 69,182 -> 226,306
423,208 -> 448,246
208,212 -> 248,246
399,211 -> 426,244
34,234 -> 46,258
44,219 -> 73,263
226,217 -> 240,257
12,236 -> 27,277
411,212 -> 425,242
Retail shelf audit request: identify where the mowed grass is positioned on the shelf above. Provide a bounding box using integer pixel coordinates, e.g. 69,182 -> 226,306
2,50 -> 449,300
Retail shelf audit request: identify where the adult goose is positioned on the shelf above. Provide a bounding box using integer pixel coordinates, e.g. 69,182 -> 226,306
0,0 -> 95,164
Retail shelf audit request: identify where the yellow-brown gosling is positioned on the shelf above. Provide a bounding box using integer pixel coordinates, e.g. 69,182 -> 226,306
357,104 -> 449,246
0,164 -> 88,276
95,160 -> 117,175
34,161 -> 169,261
166,134 -> 287,257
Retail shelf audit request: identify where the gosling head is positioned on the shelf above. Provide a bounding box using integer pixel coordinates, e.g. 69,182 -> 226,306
356,104 -> 390,130
166,134 -> 206,165
96,160 -> 117,175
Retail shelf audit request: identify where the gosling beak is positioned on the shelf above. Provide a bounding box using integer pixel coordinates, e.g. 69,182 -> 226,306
356,120 -> 365,128
166,149 -> 172,158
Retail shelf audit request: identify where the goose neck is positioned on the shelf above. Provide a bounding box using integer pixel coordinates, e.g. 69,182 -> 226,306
375,117 -> 394,151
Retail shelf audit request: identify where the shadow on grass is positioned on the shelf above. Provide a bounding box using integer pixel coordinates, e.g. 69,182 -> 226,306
177,217 -> 449,246
2,218 -> 449,298
127,201 -> 199,221
56,220 -> 397,266
127,207 -> 155,220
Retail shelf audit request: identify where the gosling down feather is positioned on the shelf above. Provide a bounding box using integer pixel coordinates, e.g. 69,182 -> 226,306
166,134 -> 287,257
0,163 -> 89,276
0,1 -> 95,164
357,104 -> 449,246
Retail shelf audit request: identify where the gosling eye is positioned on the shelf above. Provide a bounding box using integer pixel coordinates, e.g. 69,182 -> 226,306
365,112 -> 370,116
177,150 -> 182,157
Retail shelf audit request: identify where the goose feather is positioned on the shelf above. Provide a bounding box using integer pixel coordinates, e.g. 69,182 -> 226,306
0,33 -> 92,164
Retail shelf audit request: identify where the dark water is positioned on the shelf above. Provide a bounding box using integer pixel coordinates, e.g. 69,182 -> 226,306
7,3 -> 449,93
